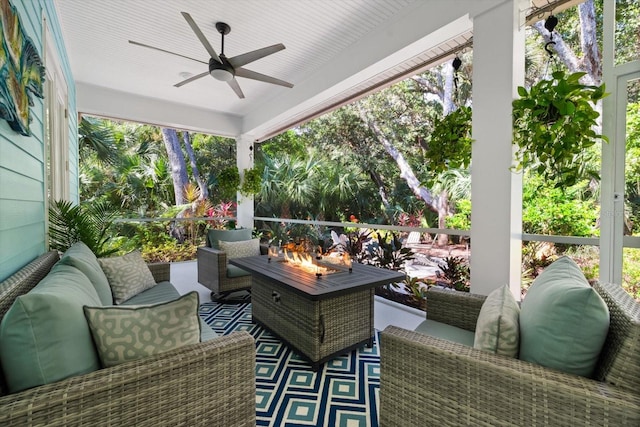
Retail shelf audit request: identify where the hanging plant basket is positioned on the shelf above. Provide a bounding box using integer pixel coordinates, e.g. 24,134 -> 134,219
423,105 -> 473,180
217,166 -> 240,200
512,71 -> 608,187
240,167 -> 263,197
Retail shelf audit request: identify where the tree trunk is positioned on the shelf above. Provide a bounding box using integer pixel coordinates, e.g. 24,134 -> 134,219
436,190 -> 451,246
532,0 -> 600,86
442,62 -> 455,116
356,104 -> 439,214
578,0 -> 601,84
182,131 -> 208,200
161,128 -> 189,205
532,20 -> 583,79
367,169 -> 391,210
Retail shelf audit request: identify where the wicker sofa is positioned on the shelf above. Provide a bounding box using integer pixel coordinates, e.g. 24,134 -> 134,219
380,283 -> 640,426
0,250 -> 256,427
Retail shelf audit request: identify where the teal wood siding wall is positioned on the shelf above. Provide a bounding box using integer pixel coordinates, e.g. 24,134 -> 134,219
0,0 -> 77,281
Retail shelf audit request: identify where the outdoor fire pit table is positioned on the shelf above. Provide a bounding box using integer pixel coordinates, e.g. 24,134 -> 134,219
229,254 -> 405,370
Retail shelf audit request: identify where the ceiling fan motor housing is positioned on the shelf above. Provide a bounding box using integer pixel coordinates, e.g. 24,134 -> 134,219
209,57 -> 235,81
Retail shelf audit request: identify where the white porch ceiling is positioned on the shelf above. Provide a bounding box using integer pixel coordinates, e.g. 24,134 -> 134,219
53,0 -> 579,141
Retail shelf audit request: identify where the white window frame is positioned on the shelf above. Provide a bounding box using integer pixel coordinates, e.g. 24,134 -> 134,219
43,18 -> 69,248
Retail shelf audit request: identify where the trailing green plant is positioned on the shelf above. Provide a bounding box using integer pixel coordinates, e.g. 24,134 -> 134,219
437,256 -> 470,291
240,167 -> 263,197
217,166 -> 240,200
512,71 -> 608,187
423,106 -> 472,179
49,199 -> 119,257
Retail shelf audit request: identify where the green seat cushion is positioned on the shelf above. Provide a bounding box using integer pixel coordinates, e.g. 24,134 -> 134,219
414,319 -> 475,347
60,241 -> 113,305
98,250 -> 157,304
0,263 -> 102,393
207,228 -> 252,249
227,264 -> 252,278
200,318 -> 219,341
84,292 -> 201,368
122,281 -> 180,305
474,284 -> 520,357
519,256 -> 609,377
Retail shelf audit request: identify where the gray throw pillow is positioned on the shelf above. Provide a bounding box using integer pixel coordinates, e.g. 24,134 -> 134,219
219,238 -> 261,259
98,250 -> 157,304
83,292 -> 201,368
473,284 -> 520,357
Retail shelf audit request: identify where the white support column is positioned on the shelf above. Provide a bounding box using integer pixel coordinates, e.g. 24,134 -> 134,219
470,0 -> 525,297
599,0 -> 622,285
235,134 -> 255,230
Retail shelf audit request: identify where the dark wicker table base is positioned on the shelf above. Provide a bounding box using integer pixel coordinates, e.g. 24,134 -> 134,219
252,275 -> 374,370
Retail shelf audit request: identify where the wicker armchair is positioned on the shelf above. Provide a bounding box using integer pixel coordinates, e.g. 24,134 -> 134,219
197,246 -> 252,301
380,284 -> 640,426
0,251 -> 256,427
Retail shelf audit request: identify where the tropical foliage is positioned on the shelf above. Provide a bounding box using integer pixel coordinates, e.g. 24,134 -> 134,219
49,199 -> 119,257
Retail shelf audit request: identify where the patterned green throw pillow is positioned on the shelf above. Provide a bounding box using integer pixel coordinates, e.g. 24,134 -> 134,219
473,284 -> 520,357
98,250 -> 157,304
83,292 -> 201,368
219,238 -> 261,259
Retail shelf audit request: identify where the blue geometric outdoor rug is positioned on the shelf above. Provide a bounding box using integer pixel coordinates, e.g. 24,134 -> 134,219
199,301 -> 381,427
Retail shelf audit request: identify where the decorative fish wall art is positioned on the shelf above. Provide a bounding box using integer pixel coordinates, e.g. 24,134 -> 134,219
0,0 -> 45,137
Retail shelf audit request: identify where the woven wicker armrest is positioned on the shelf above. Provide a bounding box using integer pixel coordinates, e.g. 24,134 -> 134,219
380,326 -> 640,427
426,287 -> 487,332
197,246 -> 226,276
0,331 -> 256,427
147,262 -> 170,282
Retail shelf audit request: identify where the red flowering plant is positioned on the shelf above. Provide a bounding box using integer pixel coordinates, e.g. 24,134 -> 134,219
207,201 -> 237,230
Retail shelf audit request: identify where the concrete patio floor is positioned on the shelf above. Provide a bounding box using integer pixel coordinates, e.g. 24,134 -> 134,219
169,260 -> 425,332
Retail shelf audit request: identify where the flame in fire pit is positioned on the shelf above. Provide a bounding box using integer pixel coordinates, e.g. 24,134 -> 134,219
282,249 -> 335,275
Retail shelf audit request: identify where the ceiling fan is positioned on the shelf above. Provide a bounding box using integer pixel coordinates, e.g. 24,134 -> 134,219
129,12 -> 293,99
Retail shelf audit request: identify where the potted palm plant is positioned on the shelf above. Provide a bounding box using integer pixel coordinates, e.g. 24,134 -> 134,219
49,199 -> 118,256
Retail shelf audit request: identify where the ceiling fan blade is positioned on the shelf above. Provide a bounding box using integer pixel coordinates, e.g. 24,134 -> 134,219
181,12 -> 221,62
227,78 -> 245,99
235,68 -> 294,88
129,40 -> 207,64
227,44 -> 285,68
174,71 -> 210,87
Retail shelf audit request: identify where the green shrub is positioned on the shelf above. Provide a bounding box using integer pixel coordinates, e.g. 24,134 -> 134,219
523,178 -> 598,237
445,199 -> 471,230
141,240 -> 197,263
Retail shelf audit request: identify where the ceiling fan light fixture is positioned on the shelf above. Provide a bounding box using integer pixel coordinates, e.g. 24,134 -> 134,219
209,58 -> 235,81
210,68 -> 234,81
